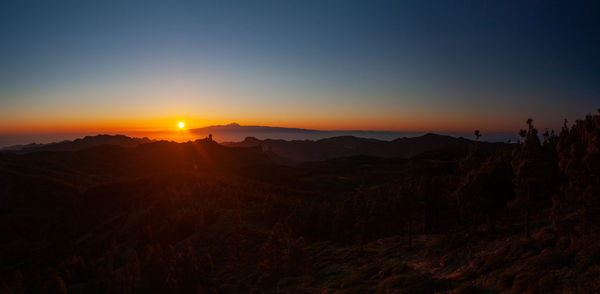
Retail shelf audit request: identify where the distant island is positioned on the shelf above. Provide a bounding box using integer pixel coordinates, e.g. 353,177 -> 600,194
186,123 -> 517,143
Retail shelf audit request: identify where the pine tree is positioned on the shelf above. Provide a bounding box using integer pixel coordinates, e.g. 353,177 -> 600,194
123,250 -> 141,291
556,110 -> 600,234
510,119 -> 559,237
259,222 -> 307,284
226,211 -> 247,261
454,150 -> 514,233
45,273 -> 67,294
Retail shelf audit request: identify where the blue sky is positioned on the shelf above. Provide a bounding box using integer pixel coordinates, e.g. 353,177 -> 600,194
0,0 -> 598,134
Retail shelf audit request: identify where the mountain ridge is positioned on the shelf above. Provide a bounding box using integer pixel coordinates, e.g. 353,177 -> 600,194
1,134 -> 153,153
223,133 -> 508,162
1,132 -> 509,163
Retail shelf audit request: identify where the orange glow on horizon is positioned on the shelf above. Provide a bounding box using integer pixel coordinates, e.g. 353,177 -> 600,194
0,113 -> 525,135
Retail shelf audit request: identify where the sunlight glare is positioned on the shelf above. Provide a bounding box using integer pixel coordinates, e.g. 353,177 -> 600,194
178,121 -> 185,129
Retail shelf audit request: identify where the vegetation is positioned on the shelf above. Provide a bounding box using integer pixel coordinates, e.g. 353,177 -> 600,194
1,110 -> 600,293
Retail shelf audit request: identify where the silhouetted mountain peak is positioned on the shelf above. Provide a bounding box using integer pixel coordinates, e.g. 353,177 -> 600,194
243,136 -> 261,143
423,132 -> 441,137
1,134 -> 153,153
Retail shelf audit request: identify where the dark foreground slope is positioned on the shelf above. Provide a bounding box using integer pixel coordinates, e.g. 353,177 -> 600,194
1,112 -> 600,293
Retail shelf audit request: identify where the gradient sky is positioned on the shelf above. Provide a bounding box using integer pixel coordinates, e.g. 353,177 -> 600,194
0,0 -> 599,135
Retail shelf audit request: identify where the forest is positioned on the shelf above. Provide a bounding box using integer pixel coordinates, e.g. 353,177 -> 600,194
1,110 -> 599,293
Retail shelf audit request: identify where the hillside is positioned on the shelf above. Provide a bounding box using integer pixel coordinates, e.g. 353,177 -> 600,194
0,138 -> 271,185
1,111 -> 600,293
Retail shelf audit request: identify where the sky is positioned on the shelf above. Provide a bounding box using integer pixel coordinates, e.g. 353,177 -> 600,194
0,0 -> 599,139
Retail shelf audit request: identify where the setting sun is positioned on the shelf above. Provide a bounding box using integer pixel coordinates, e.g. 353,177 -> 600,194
178,122 -> 185,129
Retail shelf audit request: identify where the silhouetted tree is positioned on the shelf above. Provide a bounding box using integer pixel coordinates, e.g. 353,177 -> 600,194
122,250 -> 141,292
556,110 -> 600,234
397,190 -> 420,248
7,270 -> 25,294
453,135 -> 489,226
45,272 -> 67,294
259,222 -> 307,284
454,150 -> 514,233
226,211 -> 247,261
417,175 -> 444,232
511,119 -> 559,237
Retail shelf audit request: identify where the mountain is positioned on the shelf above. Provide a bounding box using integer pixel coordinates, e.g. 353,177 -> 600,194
222,133 -> 508,162
190,122 -> 325,135
0,134 -> 153,153
188,123 -> 418,142
1,132 -> 508,164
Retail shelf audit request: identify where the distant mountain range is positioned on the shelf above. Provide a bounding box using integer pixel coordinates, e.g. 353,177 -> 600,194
1,125 -> 509,163
1,134 -> 153,153
223,133 -> 507,162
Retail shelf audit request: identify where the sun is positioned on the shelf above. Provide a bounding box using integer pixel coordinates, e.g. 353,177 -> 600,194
178,121 -> 185,129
